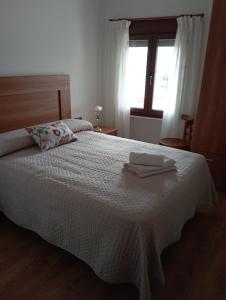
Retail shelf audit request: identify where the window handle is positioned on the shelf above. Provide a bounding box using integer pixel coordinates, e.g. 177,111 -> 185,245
150,75 -> 153,86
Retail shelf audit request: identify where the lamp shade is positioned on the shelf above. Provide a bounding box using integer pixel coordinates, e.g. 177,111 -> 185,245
95,105 -> 103,112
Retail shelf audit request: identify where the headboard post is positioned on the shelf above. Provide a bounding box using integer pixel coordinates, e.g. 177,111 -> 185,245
59,89 -> 71,119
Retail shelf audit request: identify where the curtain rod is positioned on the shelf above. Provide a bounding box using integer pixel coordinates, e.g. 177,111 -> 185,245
109,14 -> 204,22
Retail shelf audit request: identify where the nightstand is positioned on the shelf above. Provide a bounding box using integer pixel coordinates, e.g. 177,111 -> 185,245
94,127 -> 118,136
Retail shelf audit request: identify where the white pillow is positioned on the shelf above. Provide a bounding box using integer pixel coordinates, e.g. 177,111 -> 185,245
0,119 -> 92,157
64,119 -> 93,133
0,128 -> 35,157
26,121 -> 77,151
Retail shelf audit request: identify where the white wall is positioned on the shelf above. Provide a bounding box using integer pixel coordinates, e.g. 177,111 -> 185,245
104,0 -> 213,20
0,0 -> 104,123
0,0 -> 214,138
102,0 -> 213,143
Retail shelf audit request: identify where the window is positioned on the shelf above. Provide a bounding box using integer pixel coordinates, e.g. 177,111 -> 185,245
127,40 -> 148,109
127,19 -> 177,118
152,39 -> 175,111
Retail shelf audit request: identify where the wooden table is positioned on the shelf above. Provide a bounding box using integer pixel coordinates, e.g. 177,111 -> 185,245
94,127 -> 118,136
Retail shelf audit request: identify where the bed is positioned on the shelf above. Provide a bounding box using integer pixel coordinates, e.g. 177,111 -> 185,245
0,75 -> 215,300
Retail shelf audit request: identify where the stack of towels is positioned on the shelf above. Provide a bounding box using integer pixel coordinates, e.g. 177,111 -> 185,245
124,152 -> 176,178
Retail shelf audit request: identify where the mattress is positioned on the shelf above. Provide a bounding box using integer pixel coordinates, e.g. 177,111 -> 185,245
0,131 -> 215,300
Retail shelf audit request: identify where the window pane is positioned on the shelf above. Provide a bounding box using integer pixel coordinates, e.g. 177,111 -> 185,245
152,39 -> 175,111
126,40 -> 148,109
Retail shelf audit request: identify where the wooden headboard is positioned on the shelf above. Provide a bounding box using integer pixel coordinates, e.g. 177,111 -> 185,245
0,75 -> 71,133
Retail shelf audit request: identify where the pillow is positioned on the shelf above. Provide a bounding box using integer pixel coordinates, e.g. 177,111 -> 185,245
0,128 -> 35,157
26,121 -> 77,151
63,119 -> 93,133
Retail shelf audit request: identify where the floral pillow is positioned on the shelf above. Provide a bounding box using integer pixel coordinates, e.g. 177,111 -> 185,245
26,121 -> 77,151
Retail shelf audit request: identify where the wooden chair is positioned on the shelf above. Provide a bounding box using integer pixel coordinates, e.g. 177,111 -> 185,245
160,114 -> 194,151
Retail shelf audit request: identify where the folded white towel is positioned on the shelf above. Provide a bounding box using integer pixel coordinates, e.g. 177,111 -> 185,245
124,163 -> 176,178
124,157 -> 176,177
129,152 -> 165,167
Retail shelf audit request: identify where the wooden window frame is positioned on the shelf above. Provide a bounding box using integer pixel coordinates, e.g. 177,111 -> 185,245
129,19 -> 177,119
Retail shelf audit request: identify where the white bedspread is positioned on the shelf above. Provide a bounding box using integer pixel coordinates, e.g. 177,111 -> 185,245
0,131 -> 215,300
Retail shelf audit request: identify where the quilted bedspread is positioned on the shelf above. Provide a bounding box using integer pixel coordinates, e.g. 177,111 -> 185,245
0,131 -> 215,300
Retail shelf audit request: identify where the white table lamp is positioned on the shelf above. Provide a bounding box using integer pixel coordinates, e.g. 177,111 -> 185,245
95,105 -> 103,132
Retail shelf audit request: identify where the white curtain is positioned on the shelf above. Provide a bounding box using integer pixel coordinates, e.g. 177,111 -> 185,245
103,20 -> 131,138
161,16 -> 204,138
